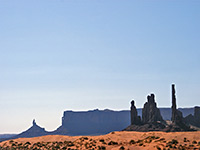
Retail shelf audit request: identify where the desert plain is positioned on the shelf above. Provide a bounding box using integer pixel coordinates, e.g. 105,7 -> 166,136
1,131 -> 200,150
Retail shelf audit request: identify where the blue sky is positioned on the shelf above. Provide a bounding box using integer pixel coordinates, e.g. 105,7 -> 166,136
0,0 -> 200,133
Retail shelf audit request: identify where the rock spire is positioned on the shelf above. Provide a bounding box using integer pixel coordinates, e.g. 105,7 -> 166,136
170,84 -> 190,130
130,100 -> 141,125
142,94 -> 163,124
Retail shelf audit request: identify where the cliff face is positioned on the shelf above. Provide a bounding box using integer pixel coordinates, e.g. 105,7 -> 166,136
54,107 -> 195,135
55,109 -> 130,135
1,108 -> 196,142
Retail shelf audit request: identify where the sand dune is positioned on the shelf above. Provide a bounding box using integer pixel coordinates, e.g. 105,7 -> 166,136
1,131 -> 200,149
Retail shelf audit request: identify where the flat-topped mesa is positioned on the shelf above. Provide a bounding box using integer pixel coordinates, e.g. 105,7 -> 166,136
130,100 -> 141,125
142,94 -> 164,124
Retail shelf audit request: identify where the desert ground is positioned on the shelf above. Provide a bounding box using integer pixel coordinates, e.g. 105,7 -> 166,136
1,131 -> 200,150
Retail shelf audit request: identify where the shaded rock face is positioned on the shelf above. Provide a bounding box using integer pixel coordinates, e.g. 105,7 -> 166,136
171,84 -> 191,130
142,94 -> 163,124
184,106 -> 200,128
130,100 -> 141,125
124,122 -> 166,132
13,120 -> 48,139
58,109 -> 130,136
124,84 -> 195,132
171,84 -> 184,125
194,106 -> 200,121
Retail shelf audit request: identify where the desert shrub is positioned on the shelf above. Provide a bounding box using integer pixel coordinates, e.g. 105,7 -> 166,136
111,132 -> 115,134
151,136 -> 155,139
166,143 -> 172,148
189,144 -> 194,147
108,141 -> 118,145
9,140 -> 14,144
198,141 -> 200,145
159,138 -> 165,141
55,144 -> 60,149
171,139 -> 178,145
146,139 -> 152,143
82,137 -> 88,140
18,143 -> 22,146
129,140 -> 136,144
99,139 -> 104,142
139,143 -> 143,146
155,136 -> 160,139
64,141 -> 69,144
156,146 -> 161,150
93,140 -> 97,143
99,139 -> 106,144
119,146 -> 125,150
98,145 -> 106,150
184,137 -> 187,142
192,140 -> 197,144
25,141 -> 31,145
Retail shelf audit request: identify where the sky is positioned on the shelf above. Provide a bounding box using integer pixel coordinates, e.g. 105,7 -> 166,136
0,0 -> 200,133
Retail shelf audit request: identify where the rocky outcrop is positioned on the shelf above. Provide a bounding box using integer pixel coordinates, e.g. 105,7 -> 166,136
142,94 -> 164,124
124,93 -> 166,132
171,84 -> 184,125
124,84 -> 195,132
194,106 -> 200,121
13,119 -> 49,138
171,84 -> 191,130
184,106 -> 200,128
130,100 -> 141,125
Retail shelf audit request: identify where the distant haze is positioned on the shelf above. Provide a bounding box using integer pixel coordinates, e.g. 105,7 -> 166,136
0,0 -> 199,133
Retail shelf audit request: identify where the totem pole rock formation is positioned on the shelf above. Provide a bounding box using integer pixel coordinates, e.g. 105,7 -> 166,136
130,100 -> 141,125
124,84 -> 195,132
170,84 -> 190,130
142,94 -> 164,124
171,84 -> 184,124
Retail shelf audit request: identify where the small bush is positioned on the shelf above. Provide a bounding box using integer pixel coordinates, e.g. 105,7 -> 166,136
192,140 -> 197,144
99,139 -> 106,144
9,140 -> 14,143
119,146 -> 125,150
129,140 -> 136,144
156,146 -> 161,150
108,141 -> 118,145
139,143 -> 143,146
98,145 -> 106,150
171,139 -> 178,145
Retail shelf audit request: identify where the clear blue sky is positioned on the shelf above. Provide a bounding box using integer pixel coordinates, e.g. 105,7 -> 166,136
0,0 -> 200,133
